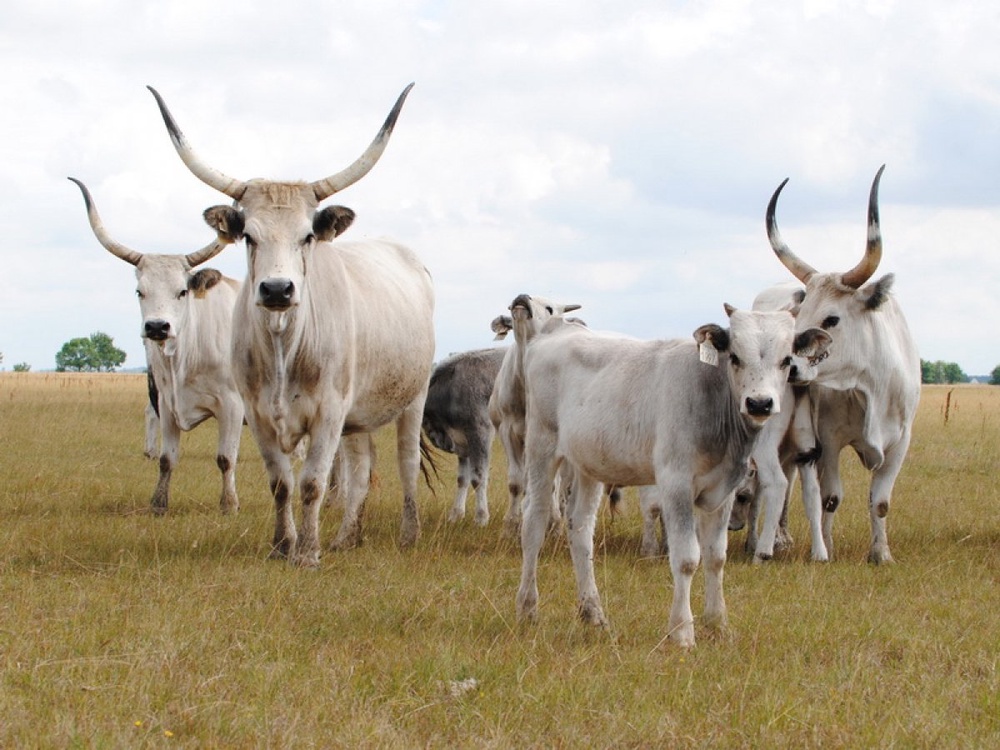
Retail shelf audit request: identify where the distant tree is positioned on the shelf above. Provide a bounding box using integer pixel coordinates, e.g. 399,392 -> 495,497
55,332 -> 126,372
920,359 -> 968,384
991,365 -> 1000,386
12,362 -> 30,372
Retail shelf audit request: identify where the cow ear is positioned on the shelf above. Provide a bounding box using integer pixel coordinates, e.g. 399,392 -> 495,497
693,323 -> 730,352
491,314 -> 513,340
860,273 -> 894,311
794,328 -> 832,360
203,206 -> 244,241
314,205 -> 356,241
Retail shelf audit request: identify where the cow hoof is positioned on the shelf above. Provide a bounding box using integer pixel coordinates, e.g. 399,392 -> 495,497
447,508 -> 465,523
473,510 -> 490,527
578,600 -> 608,627
752,553 -> 772,565
867,547 -> 895,565
291,550 -> 320,568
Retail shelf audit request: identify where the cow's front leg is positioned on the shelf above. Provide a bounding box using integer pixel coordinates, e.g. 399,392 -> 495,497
150,407 -> 180,515
516,427 -> 558,622
260,445 -> 296,560
698,493 -> 733,633
663,478 -> 698,647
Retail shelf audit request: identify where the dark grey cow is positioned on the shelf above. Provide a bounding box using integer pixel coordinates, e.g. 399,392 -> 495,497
422,347 -> 508,525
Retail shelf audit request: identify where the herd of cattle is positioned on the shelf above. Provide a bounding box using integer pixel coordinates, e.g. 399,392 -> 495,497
70,85 -> 920,647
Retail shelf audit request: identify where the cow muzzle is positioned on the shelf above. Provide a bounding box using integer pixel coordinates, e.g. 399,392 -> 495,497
745,396 -> 774,420
258,278 -> 296,310
144,319 -> 171,342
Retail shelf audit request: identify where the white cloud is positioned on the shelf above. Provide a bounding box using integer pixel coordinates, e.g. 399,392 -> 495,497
1,0 -> 999,377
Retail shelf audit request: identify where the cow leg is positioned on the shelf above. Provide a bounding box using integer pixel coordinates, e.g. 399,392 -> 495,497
639,486 -> 667,558
752,454 -> 789,562
662,477 -> 698,647
448,454 -> 472,523
499,422 -> 526,538
698,492 -> 733,633
867,431 -> 911,564
150,408 -> 180,515
798,461 -> 828,561
143,402 -> 159,459
326,433 -> 371,551
565,474 -> 607,626
215,393 -> 243,515
395,391 -> 426,548
469,427 -> 493,526
261,448 -> 296,560
817,444 -> 844,561
516,426 -> 558,622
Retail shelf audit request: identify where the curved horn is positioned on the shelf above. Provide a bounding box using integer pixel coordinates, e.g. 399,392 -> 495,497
766,177 -> 817,284
68,178 -> 143,266
183,237 -> 231,269
310,83 -> 415,201
840,164 -> 885,289
146,86 -> 247,200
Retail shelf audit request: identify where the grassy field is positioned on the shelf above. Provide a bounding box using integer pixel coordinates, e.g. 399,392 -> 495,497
1,372 -> 998,748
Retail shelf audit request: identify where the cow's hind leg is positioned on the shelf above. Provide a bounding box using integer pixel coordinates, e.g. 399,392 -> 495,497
448,454 -> 472,523
216,393 -> 243,514
469,425 -> 493,527
565,474 -> 607,626
866,432 -> 911,564
329,433 -> 372,552
395,391 -> 426,548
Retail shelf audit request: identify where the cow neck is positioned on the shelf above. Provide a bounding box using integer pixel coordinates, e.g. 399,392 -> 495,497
156,345 -> 195,432
266,310 -> 297,454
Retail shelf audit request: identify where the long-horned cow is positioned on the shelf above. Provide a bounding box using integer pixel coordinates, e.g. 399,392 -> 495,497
766,165 -> 920,563
146,85 -> 434,566
516,307 -> 831,646
69,178 -> 243,514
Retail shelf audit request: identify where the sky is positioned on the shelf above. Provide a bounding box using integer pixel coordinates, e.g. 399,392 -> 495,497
2,0 -> 1000,375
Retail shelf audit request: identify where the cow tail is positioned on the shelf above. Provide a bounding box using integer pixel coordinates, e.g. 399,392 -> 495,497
607,484 -> 623,518
419,433 -> 440,496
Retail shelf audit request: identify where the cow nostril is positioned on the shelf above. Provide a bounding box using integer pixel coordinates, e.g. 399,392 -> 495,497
746,397 -> 773,417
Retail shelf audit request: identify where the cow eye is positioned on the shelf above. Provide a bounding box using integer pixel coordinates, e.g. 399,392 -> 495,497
729,353 -> 741,367
178,289 -> 188,299
244,234 -> 256,249
545,306 -> 554,314
136,290 -> 144,299
302,233 -> 315,247
780,356 -> 792,369
821,315 -> 840,329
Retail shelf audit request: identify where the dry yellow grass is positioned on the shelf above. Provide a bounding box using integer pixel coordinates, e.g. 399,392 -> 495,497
1,374 -> 998,747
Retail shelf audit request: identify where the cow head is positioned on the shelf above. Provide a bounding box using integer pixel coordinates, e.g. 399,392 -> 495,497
694,305 -> 831,426
69,178 -> 230,355
507,294 -> 582,347
146,84 -> 412,312
751,281 -> 825,385
766,165 -> 895,390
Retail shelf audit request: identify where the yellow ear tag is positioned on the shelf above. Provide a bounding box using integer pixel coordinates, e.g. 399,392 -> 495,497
699,341 -> 719,367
